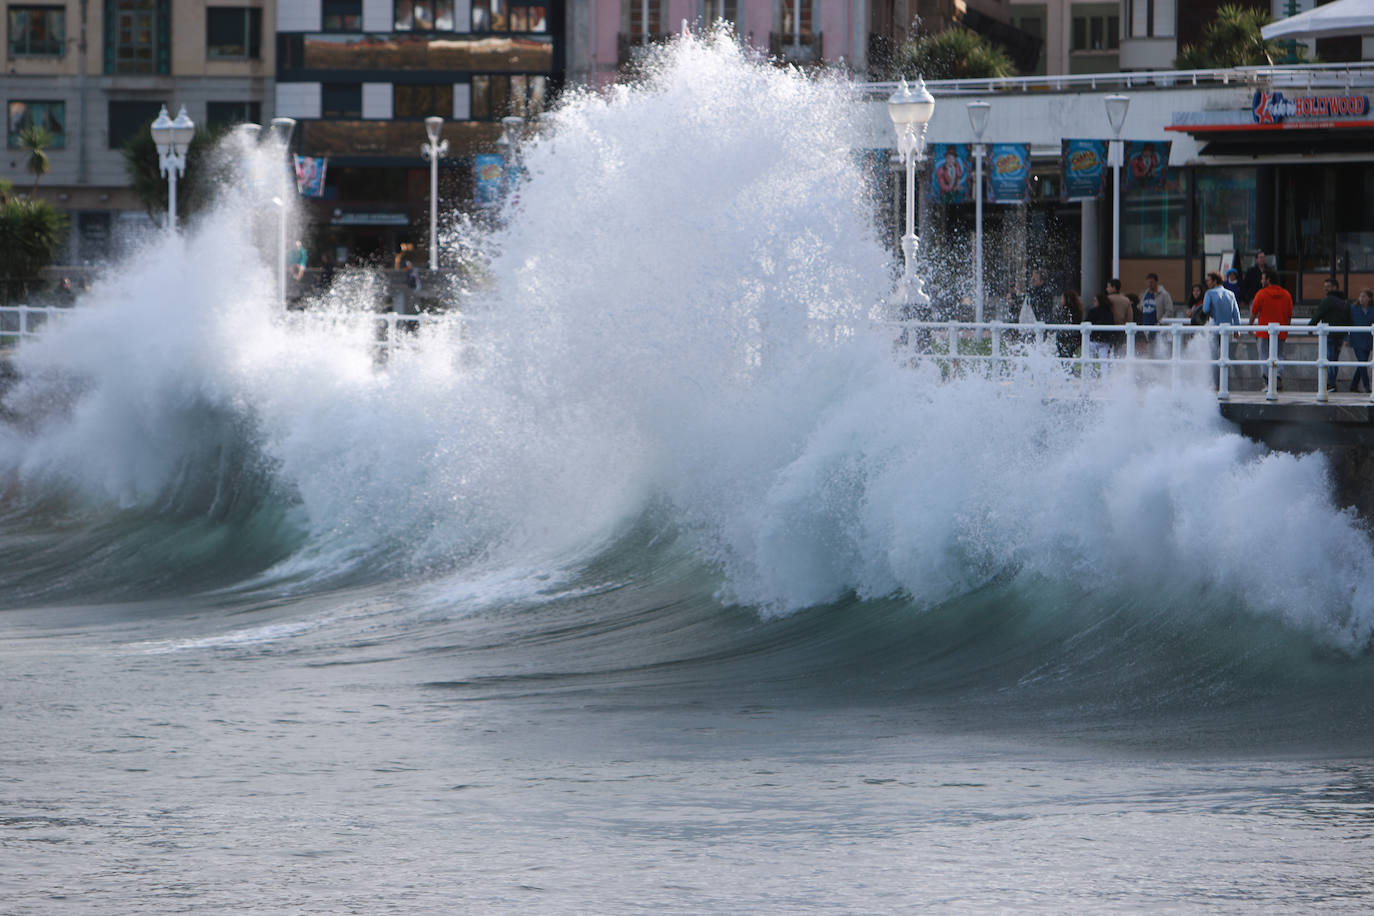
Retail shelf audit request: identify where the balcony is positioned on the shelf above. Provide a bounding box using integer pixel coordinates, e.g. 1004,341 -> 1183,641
769,32 -> 822,66
278,32 -> 554,74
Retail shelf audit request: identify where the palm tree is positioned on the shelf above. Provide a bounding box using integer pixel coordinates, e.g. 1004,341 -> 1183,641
0,180 -> 67,301
1176,4 -> 1280,69
18,125 -> 52,195
889,28 -> 1017,81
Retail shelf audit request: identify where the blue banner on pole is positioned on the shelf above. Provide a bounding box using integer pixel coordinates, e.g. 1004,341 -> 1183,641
1060,139 -> 1108,202
474,153 -> 504,208
293,155 -> 328,197
929,143 -> 971,204
1123,140 -> 1171,192
987,143 -> 1030,204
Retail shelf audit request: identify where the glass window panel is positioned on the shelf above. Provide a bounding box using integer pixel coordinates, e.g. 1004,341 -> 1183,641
1196,167 -> 1257,259
395,0 -> 414,30
472,75 -> 490,118
472,0 -> 489,30
1108,16 -> 1120,49
490,0 -> 506,30
435,0 -> 454,30
1122,168 -> 1187,257
413,1 -> 433,29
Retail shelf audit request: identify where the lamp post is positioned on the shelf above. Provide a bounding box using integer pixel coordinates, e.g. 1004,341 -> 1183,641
270,116 -> 296,309
420,116 -> 449,271
967,100 -> 990,325
150,104 -> 194,231
1104,94 -> 1129,282
887,77 -> 936,313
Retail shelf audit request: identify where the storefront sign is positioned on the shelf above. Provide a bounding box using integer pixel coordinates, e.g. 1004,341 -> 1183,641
1060,139 -> 1107,202
929,144 -> 971,204
987,143 -> 1030,204
330,210 -> 409,226
1123,141 -> 1170,193
1253,90 -> 1371,125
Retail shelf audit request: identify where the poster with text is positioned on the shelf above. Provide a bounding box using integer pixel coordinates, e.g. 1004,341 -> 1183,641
474,153 -> 504,208
987,143 -> 1030,204
1060,139 -> 1107,202
293,155 -> 328,198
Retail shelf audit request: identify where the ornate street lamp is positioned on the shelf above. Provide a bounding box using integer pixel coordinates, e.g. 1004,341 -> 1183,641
967,99 -> 991,325
150,105 -> 195,231
887,78 -> 936,313
1104,94 -> 1130,282
421,116 -> 450,271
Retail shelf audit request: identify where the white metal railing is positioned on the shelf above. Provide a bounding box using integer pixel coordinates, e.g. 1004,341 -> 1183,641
1,303 -> 461,361
0,303 -> 71,345
861,61 -> 1374,96
888,318 -> 1374,404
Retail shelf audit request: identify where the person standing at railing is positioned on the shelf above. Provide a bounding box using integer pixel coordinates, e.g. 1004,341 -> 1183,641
1201,270 -> 1241,389
1054,289 -> 1084,360
1186,282 -> 1207,325
1026,269 -> 1055,323
1249,269 -> 1294,391
1106,279 -> 1133,357
1087,291 -> 1117,375
1240,250 -> 1268,312
1311,276 -> 1350,392
1350,288 -> 1374,394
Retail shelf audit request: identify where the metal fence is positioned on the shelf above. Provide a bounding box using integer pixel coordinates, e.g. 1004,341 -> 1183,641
889,319 -> 1374,404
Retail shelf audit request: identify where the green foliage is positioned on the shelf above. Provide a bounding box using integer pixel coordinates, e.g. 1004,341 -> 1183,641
0,182 -> 68,292
122,122 -> 233,225
18,126 -> 52,194
888,28 -> 1017,81
1175,4 -> 1281,68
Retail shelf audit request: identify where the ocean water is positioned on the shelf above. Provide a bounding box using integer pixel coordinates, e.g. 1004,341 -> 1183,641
4,34 -> 1374,913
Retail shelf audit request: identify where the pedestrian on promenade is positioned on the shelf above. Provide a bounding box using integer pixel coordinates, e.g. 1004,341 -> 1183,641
1350,288 -> 1374,394
290,240 -> 308,281
1087,291 -> 1117,375
1223,268 -> 1241,301
1138,272 -> 1173,325
1202,270 -> 1241,389
1311,276 -> 1350,391
1186,282 -> 1207,325
1249,269 -> 1294,390
1055,289 -> 1083,360
1241,250 -> 1268,309
1027,269 -> 1055,323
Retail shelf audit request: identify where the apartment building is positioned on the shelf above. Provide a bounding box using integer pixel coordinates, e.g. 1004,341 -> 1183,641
273,0 -> 564,264
2,0 -> 275,261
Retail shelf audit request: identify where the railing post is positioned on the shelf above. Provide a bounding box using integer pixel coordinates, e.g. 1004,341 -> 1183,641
949,320 -> 958,378
991,321 -> 1002,378
1218,325 -> 1231,401
1125,322 -> 1137,362
1317,324 -> 1329,403
1170,322 -> 1181,389
1265,322 -> 1280,401
1080,322 -> 1090,390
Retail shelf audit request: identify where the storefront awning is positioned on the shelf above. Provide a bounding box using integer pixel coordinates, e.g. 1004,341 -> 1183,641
1261,0 -> 1374,41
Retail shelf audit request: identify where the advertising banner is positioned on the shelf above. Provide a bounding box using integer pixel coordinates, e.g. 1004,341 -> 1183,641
293,155 -> 328,197
473,153 -> 504,208
986,143 -> 1030,204
1060,139 -> 1107,202
929,143 -> 971,204
1123,140 -> 1171,192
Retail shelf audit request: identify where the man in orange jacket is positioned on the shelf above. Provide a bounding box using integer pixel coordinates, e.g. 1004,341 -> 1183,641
1249,269 -> 1294,390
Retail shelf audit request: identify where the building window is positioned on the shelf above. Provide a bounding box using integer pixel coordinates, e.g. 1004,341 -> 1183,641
625,0 -> 663,36
322,0 -> 362,31
703,0 -> 737,24
1123,168 -> 1186,257
8,100 -> 66,148
1072,13 -> 1119,51
473,0 -> 546,31
206,100 -> 262,130
206,7 -> 262,59
8,5 -> 66,57
105,0 -> 170,75
394,0 -> 455,31
780,0 -> 812,36
321,83 -> 362,118
394,84 -> 454,118
108,99 -> 165,148
471,74 -> 546,119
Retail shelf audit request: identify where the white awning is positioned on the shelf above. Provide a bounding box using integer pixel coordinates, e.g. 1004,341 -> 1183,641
1261,0 -> 1374,40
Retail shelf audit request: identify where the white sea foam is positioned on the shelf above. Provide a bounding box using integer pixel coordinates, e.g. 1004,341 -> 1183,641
2,32 -> 1372,648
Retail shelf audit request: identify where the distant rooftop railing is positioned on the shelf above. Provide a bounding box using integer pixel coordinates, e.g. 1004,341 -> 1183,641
860,62 -> 1374,96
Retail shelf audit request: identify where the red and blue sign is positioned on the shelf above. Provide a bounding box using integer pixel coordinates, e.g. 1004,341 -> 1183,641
1253,90 -> 1370,124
